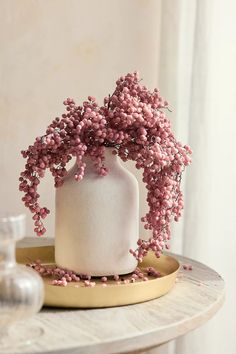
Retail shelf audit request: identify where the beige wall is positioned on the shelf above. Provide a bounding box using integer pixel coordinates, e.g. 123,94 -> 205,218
0,0 -> 161,237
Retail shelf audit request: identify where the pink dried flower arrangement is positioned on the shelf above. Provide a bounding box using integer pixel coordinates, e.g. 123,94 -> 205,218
19,72 -> 191,261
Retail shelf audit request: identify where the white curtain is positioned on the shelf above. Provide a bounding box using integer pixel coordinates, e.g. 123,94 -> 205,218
156,1 -> 236,354
1,1 -> 235,353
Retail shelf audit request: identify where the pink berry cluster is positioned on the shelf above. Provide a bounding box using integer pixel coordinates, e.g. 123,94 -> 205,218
27,259 -> 161,287
19,72 -> 191,258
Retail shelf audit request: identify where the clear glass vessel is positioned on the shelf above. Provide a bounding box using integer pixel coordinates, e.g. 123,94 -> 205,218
0,214 -> 44,351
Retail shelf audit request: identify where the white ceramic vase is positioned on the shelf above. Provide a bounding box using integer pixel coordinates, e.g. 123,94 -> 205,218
55,148 -> 139,276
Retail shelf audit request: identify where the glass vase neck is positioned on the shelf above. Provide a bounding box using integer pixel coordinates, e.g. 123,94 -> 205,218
0,239 -> 16,269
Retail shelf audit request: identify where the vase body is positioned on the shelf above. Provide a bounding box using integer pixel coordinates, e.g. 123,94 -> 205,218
0,215 -> 44,328
55,148 -> 139,276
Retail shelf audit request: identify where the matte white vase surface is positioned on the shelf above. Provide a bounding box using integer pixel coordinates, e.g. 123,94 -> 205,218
55,148 -> 139,276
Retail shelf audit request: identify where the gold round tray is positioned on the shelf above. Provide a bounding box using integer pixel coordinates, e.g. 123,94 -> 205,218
16,245 -> 180,308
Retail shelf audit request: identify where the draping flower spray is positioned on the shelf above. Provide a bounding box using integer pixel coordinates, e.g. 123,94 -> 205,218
19,72 -> 192,262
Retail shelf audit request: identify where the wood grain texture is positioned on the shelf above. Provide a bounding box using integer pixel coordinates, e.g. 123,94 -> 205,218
4,237 -> 224,354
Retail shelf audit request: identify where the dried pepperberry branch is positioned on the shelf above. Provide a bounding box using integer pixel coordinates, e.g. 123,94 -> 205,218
19,72 -> 192,261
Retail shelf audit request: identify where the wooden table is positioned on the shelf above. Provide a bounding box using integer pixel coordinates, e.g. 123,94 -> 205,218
10,238 -> 225,354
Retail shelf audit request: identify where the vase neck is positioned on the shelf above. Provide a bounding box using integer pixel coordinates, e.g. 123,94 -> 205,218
0,239 -> 16,269
79,148 -> 120,171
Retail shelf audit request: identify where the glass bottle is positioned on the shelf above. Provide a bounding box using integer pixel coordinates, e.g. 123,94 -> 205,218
0,214 -> 44,350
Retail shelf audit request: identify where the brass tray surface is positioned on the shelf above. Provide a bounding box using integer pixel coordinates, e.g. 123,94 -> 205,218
16,246 -> 180,308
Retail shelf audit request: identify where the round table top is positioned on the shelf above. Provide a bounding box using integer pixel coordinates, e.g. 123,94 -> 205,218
10,237 -> 225,354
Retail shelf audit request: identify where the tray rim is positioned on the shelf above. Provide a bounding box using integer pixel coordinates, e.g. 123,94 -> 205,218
16,245 -> 180,308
